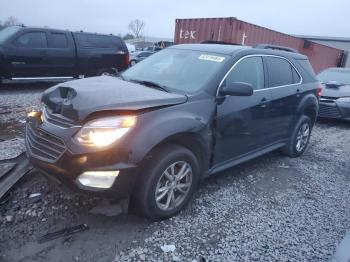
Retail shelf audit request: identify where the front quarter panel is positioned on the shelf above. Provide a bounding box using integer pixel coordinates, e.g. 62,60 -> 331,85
123,97 -> 216,165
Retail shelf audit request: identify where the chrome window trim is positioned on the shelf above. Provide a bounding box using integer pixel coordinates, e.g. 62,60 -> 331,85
217,54 -> 303,96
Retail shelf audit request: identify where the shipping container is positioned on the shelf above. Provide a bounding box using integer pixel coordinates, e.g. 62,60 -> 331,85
174,17 -> 346,73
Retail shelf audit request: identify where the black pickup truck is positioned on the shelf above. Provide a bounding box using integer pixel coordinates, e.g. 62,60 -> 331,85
0,26 -> 129,84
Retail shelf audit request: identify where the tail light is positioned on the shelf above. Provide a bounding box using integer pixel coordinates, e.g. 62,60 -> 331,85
316,85 -> 323,97
125,53 -> 129,66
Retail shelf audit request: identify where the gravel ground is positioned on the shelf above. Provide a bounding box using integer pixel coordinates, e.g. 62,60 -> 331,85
0,84 -> 349,261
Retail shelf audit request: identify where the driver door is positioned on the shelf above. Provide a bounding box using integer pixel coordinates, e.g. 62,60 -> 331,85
214,56 -> 273,165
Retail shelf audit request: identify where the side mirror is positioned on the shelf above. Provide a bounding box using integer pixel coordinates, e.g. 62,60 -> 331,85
220,82 -> 254,97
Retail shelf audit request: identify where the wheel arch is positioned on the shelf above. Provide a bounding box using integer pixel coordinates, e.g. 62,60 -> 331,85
139,132 -> 211,179
296,94 -> 319,125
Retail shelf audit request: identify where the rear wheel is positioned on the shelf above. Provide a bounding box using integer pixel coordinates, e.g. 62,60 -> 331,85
130,60 -> 137,67
132,144 -> 200,220
281,115 -> 312,157
97,68 -> 116,76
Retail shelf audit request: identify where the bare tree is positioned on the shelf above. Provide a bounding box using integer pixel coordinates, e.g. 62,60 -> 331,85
128,19 -> 145,38
3,16 -> 23,26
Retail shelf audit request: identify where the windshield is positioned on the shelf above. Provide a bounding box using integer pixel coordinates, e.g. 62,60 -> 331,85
317,69 -> 350,85
0,26 -> 21,44
122,48 -> 228,93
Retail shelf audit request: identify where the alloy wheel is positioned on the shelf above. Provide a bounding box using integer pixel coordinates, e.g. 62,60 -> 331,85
155,161 -> 193,211
296,122 -> 310,152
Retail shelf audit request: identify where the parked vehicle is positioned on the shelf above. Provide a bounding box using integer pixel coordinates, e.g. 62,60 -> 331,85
143,46 -> 162,52
26,43 -> 320,220
129,51 -> 154,66
0,26 -> 129,85
317,67 -> 350,120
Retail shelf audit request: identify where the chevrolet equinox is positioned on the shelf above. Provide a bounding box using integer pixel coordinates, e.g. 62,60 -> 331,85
26,43 -> 320,220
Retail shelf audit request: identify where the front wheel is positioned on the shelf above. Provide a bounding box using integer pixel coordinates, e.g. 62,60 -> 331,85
281,115 -> 312,157
132,144 -> 200,221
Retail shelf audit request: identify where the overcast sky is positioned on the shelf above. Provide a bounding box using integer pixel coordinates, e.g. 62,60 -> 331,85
1,0 -> 349,39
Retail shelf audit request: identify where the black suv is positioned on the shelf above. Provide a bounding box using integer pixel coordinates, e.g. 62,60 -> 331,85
26,44 -> 320,220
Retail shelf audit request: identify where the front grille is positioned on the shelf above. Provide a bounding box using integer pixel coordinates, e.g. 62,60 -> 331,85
43,107 -> 75,128
26,124 -> 66,162
319,104 -> 342,119
320,96 -> 337,104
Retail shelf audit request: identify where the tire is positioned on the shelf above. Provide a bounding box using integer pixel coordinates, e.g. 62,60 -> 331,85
130,60 -> 137,67
281,115 -> 312,157
97,68 -> 116,76
131,144 -> 200,221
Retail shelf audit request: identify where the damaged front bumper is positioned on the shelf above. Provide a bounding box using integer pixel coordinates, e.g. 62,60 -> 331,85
25,116 -> 138,198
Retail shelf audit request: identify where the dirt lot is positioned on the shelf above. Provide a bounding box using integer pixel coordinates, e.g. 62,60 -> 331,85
0,83 -> 350,262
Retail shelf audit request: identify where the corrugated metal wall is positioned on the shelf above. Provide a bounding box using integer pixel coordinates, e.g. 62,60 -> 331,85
175,18 -> 344,73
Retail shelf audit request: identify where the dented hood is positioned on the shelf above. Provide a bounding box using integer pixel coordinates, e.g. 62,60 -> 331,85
42,76 -> 187,122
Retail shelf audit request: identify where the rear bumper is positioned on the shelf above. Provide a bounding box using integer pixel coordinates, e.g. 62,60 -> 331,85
318,101 -> 350,120
25,117 -> 138,198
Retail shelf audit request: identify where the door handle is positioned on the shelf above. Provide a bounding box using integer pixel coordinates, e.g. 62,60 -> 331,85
39,51 -> 47,56
259,98 -> 270,108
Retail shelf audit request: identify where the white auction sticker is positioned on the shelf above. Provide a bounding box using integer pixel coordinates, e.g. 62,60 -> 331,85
199,54 -> 225,63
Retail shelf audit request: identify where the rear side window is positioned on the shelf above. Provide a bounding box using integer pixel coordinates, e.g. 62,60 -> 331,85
265,57 -> 300,87
14,32 -> 47,48
297,59 -> 316,77
225,56 -> 265,90
50,33 -> 68,48
75,33 -> 123,49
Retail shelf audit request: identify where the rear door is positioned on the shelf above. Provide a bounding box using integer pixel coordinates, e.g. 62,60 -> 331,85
7,30 -> 50,77
214,56 -> 273,165
264,56 -> 302,142
46,31 -> 75,76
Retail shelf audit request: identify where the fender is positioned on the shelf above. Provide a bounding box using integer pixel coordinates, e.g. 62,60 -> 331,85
122,98 -> 216,168
290,92 -> 319,132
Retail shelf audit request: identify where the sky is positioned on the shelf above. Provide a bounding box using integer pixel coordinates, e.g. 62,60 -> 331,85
0,0 -> 349,39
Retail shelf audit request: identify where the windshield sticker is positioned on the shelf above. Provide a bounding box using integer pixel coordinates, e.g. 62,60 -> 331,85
199,54 -> 225,63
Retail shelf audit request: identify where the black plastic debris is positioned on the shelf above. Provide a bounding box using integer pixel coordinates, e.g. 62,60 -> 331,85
37,224 -> 89,243
0,153 -> 32,200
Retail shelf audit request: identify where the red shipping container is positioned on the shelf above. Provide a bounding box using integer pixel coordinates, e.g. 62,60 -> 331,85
174,17 -> 345,73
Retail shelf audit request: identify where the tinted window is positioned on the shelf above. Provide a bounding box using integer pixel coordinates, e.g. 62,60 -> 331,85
50,33 -> 68,48
15,32 -> 47,48
75,33 -> 122,49
297,59 -> 315,77
225,57 -> 264,90
0,26 -> 21,44
266,57 -> 299,87
292,67 -> 301,83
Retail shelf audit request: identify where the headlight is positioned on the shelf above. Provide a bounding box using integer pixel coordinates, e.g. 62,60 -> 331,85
337,97 -> 350,103
74,115 -> 137,147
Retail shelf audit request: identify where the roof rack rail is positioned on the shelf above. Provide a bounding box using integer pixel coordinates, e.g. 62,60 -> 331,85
254,44 -> 298,53
201,40 -> 241,46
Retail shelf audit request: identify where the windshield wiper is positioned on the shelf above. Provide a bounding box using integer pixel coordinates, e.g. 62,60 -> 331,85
129,79 -> 170,93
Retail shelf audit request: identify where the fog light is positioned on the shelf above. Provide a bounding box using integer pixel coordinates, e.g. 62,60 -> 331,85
77,171 -> 119,189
